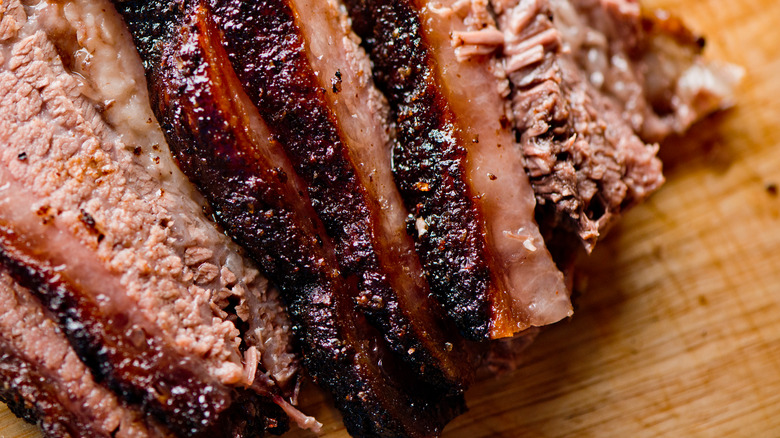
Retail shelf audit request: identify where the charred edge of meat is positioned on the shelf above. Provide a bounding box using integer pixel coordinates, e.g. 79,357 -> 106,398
0,233 -> 285,438
126,2 -> 324,292
113,0 -> 467,435
0,348 -> 101,438
286,279 -> 467,438
343,0 -> 494,340
217,394 -> 290,436
210,0 -> 473,393
0,383 -> 38,431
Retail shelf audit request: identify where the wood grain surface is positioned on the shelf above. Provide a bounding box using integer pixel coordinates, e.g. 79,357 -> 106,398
3,0 -> 779,436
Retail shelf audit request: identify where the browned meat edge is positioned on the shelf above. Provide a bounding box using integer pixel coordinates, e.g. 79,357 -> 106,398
0,230 -> 288,437
342,0 -> 496,340
494,0 -> 665,251
0,270 -> 172,438
209,0 -> 474,394
0,345 -> 104,438
112,0 -> 466,435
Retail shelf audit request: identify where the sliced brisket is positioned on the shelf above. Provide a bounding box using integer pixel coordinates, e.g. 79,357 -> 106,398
0,0 -> 740,436
0,0 -> 298,435
343,0 -> 572,340
113,0 -> 468,435
211,0 -> 476,391
0,271 -> 168,438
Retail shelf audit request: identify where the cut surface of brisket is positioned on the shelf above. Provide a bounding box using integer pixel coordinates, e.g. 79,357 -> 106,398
493,0 -> 664,249
342,0 -> 571,340
0,166 -> 287,437
211,0 -> 476,391
113,0 -> 468,435
0,0 -> 298,435
492,0 -> 738,250
0,271 -> 169,438
0,0 -> 741,435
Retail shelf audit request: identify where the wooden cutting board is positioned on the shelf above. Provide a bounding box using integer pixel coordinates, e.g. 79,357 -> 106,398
3,0 -> 779,436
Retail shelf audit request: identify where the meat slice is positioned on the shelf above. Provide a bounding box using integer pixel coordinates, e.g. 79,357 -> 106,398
0,0 -> 296,435
112,0 -> 467,435
557,0 -> 742,142
343,0 -> 571,339
491,0 -> 662,249
0,272 -> 169,438
0,171 -> 288,437
491,0 -> 740,249
211,0 -> 476,392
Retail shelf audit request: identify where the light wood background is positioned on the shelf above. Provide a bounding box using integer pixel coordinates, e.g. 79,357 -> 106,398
3,0 -> 779,436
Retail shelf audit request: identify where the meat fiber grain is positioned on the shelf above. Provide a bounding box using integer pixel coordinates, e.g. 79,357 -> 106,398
113,0 -> 466,435
493,0 -> 664,249
343,0 -> 572,340
0,0 -> 298,434
0,271 -> 169,438
492,0 -> 739,249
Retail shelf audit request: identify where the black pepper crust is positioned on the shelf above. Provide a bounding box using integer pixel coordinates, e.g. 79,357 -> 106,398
210,0 -> 474,394
0,345 -> 103,438
0,231 -> 285,438
342,0 -> 495,340
112,0 -> 466,435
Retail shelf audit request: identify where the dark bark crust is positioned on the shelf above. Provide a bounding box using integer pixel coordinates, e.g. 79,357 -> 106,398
342,0 -> 495,340
0,230 -> 285,437
112,1 -> 466,435
0,348 -> 97,438
210,0 -> 472,392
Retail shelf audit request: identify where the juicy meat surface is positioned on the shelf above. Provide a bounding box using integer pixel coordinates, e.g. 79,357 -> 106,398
0,0 -> 297,390
0,0 -> 297,435
0,184 -> 286,437
0,271 -> 169,438
113,0 -> 469,435
212,0 -> 476,391
342,0 -> 571,340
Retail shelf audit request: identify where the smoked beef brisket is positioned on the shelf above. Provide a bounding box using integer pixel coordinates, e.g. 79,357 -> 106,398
0,1 -> 301,436
0,0 -> 738,436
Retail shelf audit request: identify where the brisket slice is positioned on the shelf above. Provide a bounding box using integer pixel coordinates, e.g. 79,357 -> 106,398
39,0 -> 298,390
113,0 -> 466,435
562,0 -> 742,143
0,0 -> 298,435
0,271 -> 169,438
343,0 -> 572,340
211,0 -> 477,392
0,222 -> 285,437
492,0 -> 739,250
